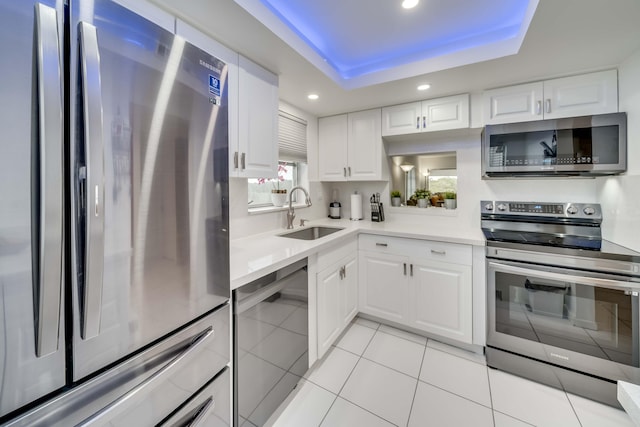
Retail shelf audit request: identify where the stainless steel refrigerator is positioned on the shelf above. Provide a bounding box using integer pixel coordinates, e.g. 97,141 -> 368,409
0,0 -> 230,425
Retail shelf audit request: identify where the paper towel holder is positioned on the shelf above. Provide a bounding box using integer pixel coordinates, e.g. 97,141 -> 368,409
350,191 -> 363,221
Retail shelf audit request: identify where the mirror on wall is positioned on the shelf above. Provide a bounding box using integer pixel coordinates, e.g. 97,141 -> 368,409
389,152 -> 457,208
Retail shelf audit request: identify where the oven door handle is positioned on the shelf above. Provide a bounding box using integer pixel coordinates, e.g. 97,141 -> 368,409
489,261 -> 640,293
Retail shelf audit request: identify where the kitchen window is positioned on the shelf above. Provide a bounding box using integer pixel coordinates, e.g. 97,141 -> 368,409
248,111 -> 308,209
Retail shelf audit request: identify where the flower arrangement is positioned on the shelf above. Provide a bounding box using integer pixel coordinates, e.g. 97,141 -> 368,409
258,162 -> 288,193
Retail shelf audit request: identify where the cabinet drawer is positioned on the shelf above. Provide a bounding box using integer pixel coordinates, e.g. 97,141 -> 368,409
359,234 -> 472,265
317,238 -> 357,272
358,234 -> 414,255
417,241 -> 472,266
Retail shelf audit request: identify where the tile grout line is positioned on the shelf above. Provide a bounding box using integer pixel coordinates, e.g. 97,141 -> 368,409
564,391 -> 585,427
406,341 -> 428,427
331,323 -> 401,427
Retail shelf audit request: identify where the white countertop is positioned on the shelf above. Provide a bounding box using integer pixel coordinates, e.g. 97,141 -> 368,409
230,217 -> 485,290
618,381 -> 640,425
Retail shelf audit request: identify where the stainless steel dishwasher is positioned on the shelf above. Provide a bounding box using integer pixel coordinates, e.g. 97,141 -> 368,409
233,258 -> 309,426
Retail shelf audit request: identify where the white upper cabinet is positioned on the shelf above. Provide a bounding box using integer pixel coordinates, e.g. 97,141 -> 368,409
483,69 -> 618,124
175,23 -> 279,179
237,56 -> 279,178
319,108 -> 383,181
381,94 -> 469,136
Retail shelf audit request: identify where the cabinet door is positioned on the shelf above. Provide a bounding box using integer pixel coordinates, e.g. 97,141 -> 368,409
317,266 -> 341,358
318,115 -> 348,181
238,56 -> 278,178
483,82 -> 543,124
543,69 -> 618,119
347,109 -> 382,180
341,256 -> 358,327
409,260 -> 472,343
358,252 -> 409,323
422,94 -> 469,132
381,102 -> 421,136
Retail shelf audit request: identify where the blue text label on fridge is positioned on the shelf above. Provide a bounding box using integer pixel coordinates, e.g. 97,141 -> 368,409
209,75 -> 220,96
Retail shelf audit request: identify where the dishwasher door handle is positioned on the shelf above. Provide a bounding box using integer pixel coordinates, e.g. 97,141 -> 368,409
235,269 -> 306,314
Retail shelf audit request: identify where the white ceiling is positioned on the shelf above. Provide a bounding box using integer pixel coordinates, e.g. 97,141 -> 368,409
232,0 -> 538,89
152,0 -> 640,118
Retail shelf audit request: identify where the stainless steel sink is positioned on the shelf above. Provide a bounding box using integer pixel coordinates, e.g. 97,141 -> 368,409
278,226 -> 344,240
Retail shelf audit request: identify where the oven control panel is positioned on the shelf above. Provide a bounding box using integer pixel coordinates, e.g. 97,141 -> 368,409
481,201 -> 602,219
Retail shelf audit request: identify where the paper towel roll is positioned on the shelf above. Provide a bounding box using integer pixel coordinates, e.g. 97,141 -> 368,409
350,193 -> 363,220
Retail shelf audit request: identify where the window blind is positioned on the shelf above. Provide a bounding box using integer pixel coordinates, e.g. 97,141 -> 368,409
278,110 -> 307,162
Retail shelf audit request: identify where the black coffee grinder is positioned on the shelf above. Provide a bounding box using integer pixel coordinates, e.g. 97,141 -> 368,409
329,189 -> 341,219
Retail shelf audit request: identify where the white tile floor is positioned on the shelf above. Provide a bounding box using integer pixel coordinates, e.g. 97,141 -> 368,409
270,317 -> 635,427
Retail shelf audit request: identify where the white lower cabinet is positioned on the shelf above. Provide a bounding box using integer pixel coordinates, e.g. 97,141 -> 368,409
316,239 -> 358,358
409,259 -> 472,343
358,252 -> 409,324
358,234 -> 473,344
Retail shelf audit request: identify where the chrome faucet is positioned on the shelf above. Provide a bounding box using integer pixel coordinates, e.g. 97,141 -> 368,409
286,186 -> 312,229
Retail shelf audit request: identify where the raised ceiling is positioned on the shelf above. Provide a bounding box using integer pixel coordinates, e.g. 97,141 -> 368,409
234,0 -> 538,89
152,0 -> 640,117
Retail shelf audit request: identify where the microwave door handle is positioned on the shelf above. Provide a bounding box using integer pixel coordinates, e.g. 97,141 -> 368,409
33,3 -> 63,357
79,22 -> 105,340
490,261 -> 640,293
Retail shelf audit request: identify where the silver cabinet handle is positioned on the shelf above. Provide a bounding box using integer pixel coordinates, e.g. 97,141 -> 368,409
77,327 -> 214,426
536,100 -> 542,115
33,3 -> 63,357
348,166 -> 351,177
422,116 -> 426,129
375,243 -> 388,247
545,99 -> 551,114
343,167 -> 347,177
185,396 -> 215,427
403,263 -> 407,276
241,152 -> 246,170
431,249 -> 446,255
79,21 -> 105,340
233,151 -> 239,169
410,264 -> 413,277
416,117 -> 420,129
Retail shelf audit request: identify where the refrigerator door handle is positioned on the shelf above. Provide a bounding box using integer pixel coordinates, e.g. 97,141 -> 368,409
76,327 -> 215,426
79,21 -> 105,340
185,396 -> 215,427
33,3 -> 63,357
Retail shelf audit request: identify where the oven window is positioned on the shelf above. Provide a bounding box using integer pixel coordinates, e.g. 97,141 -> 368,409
495,271 -> 635,365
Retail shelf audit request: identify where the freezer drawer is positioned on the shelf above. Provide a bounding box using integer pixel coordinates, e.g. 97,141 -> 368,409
5,305 -> 230,427
159,367 -> 230,427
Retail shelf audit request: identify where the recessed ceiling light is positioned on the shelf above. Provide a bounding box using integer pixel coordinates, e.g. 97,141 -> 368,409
417,84 -> 431,91
402,0 -> 419,9
307,94 -> 319,100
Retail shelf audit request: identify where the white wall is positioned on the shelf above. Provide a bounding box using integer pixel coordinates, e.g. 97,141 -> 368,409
596,48 -> 640,251
229,101 -> 327,239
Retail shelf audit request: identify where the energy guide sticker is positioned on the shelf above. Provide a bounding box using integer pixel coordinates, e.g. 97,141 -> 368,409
209,75 -> 220,96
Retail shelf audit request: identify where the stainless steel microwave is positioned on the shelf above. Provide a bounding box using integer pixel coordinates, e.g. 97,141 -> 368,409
482,113 -> 627,178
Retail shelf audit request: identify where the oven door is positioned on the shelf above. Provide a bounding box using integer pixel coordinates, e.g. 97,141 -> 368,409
487,259 -> 640,382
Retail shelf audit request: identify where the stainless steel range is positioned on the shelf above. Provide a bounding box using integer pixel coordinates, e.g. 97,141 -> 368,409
481,200 -> 640,407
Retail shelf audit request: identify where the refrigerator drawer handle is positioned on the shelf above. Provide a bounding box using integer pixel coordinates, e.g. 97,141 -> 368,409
33,3 -> 63,357
79,21 -> 105,340
77,327 -> 215,426
185,396 -> 215,427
